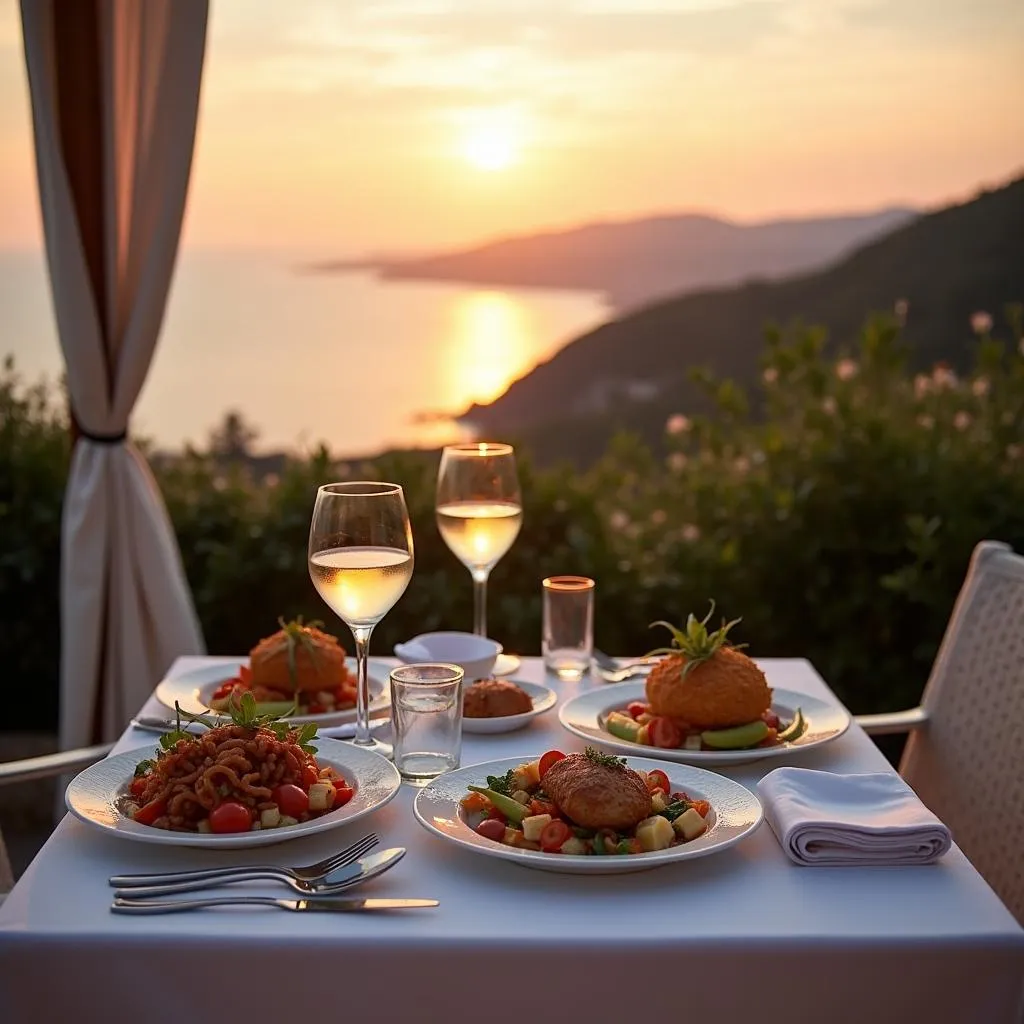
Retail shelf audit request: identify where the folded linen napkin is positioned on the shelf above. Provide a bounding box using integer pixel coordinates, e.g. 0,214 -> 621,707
756,767 -> 952,866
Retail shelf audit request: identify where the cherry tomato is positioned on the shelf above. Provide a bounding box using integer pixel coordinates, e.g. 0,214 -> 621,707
331,783 -> 354,809
539,750 -> 567,778
761,710 -> 780,730
649,717 -> 682,749
461,791 -> 490,814
301,764 -> 320,787
647,769 -> 671,794
690,799 -> 710,817
529,798 -> 557,817
209,801 -> 252,833
132,798 -> 167,826
307,703 -> 326,714
129,777 -> 148,798
627,701 -> 648,720
212,680 -> 235,700
540,819 -> 573,852
486,806 -> 507,824
271,784 -> 310,818
757,728 -> 779,748
476,818 -> 507,842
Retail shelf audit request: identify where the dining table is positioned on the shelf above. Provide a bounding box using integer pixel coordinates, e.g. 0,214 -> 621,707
1,655 -> 1021,1024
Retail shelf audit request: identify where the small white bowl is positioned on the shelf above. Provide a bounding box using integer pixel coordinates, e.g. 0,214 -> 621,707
394,632 -> 502,680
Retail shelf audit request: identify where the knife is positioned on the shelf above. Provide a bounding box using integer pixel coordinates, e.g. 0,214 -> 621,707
112,896 -> 438,914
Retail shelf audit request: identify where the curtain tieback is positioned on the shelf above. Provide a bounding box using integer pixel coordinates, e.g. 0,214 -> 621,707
78,425 -> 127,445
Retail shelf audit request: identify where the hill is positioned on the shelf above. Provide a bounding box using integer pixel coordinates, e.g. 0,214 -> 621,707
461,175 -> 1024,466
311,208 -> 915,311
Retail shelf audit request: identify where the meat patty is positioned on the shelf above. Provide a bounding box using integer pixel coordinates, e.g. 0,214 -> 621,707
542,752 -> 652,831
463,678 -> 533,718
249,626 -> 348,694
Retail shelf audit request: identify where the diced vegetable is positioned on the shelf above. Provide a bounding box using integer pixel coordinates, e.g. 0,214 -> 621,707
651,791 -> 668,813
559,837 -> 587,855
606,712 -> 641,742
673,807 -> 708,841
511,766 -> 535,792
539,820 -> 573,852
701,720 -> 769,750
522,761 -> 542,786
196,819 -> 211,834
522,813 -> 553,842
636,724 -> 651,745
461,791 -> 490,814
308,782 -> 335,812
649,717 -> 682,749
627,701 -> 647,719
636,815 -> 675,852
467,785 -> 530,823
476,818 -> 507,842
683,735 -> 703,750
279,814 -> 299,827
260,806 -> 282,828
511,789 -> 532,805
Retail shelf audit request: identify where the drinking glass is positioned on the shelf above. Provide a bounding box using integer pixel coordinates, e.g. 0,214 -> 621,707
542,576 -> 595,681
390,663 -> 464,785
309,482 -> 414,755
436,443 -> 522,637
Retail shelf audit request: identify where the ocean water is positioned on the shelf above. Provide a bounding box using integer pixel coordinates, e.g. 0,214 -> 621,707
0,248 -> 608,455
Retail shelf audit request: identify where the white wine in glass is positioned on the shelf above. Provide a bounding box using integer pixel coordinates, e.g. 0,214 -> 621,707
436,443 -> 522,637
309,482 -> 414,754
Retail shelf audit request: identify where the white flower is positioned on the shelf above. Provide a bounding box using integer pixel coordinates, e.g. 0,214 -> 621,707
667,452 -> 688,472
650,509 -> 667,525
609,510 -> 630,531
932,364 -> 957,389
894,299 -> 909,325
681,523 -> 701,543
665,414 -> 691,435
821,397 -> 837,415
835,359 -> 858,381
914,374 -> 931,398
953,411 -> 972,431
970,311 -> 993,335
917,415 -> 934,430
971,377 -> 990,397
762,367 -> 779,385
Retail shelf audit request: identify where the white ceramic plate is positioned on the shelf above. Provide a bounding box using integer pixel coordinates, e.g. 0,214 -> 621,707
65,738 -> 401,849
492,654 -> 521,676
558,682 -> 851,766
461,679 -> 558,734
414,754 -> 762,874
155,658 -> 390,727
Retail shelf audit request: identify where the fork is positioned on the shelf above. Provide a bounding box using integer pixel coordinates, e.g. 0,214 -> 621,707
592,650 -> 659,683
109,832 -> 378,889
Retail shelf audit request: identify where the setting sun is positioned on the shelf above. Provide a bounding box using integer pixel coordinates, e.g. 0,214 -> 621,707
463,127 -> 516,171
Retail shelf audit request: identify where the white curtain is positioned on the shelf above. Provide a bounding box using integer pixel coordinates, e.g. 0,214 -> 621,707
21,0 -> 208,748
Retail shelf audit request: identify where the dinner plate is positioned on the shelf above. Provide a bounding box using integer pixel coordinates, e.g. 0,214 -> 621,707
155,658 -> 391,727
558,682 -> 851,766
414,755 -> 762,874
65,738 -> 401,849
461,679 -> 558,734
492,654 -> 521,676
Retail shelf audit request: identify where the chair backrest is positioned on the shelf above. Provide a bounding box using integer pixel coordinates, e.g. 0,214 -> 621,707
901,540 -> 1024,923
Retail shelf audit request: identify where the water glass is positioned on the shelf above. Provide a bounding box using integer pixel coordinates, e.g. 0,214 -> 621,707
390,663 -> 464,785
542,576 -> 595,681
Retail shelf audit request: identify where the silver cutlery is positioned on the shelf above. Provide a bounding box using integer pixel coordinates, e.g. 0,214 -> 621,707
112,896 -> 439,915
113,847 -> 405,899
592,650 -> 659,683
109,831 -> 378,889
129,715 -> 385,740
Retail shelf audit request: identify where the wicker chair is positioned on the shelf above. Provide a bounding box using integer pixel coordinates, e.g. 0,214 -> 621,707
0,742 -> 113,894
857,540 -> 1024,924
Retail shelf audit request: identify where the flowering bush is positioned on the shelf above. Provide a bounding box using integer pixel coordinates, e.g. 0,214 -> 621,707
2,307 -> 1022,727
589,308 -> 1024,711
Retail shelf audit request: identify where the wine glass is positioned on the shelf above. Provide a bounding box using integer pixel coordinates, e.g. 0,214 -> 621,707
436,443 -> 522,637
309,482 -> 414,754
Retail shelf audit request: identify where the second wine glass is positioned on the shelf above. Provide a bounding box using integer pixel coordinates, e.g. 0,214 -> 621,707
436,443 -> 522,638
309,481 -> 414,755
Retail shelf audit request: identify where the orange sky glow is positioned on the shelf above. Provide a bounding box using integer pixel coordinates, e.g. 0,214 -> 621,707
1,0 -> 1022,254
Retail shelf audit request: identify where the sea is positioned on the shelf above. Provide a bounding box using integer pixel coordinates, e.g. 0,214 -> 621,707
0,247 -> 609,456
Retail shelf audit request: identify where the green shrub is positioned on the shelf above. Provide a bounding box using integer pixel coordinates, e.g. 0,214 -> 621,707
2,307 -> 1022,729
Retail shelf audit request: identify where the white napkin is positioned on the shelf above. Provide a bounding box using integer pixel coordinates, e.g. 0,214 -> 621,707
757,767 -> 952,866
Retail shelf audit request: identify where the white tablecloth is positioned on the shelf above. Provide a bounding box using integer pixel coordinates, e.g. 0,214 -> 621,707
1,658 -> 1021,1024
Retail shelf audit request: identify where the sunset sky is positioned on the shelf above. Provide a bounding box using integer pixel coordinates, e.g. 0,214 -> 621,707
1,0 -> 1022,254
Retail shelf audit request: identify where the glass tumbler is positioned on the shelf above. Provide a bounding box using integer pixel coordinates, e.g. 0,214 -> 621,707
542,576 -> 595,681
390,663 -> 464,785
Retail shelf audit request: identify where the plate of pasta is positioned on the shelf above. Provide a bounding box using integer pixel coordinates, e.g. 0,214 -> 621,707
154,619 -> 390,727
65,698 -> 401,848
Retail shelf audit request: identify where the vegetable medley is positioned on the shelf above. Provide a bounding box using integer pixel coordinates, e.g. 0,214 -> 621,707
460,748 -> 711,856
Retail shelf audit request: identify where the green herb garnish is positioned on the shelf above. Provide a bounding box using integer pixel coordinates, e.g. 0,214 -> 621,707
485,769 -> 516,796
133,759 -> 155,777
657,800 -> 693,822
584,746 -> 627,769
646,600 -> 747,678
